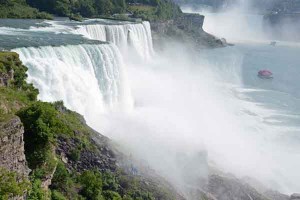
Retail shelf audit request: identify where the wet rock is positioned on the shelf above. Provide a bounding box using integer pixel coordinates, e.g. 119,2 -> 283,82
205,174 -> 270,200
291,193 -> 300,200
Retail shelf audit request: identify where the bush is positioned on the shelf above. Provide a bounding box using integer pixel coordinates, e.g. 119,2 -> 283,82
51,162 -> 69,190
69,149 -> 81,161
102,171 -> 119,191
27,179 -> 48,200
0,168 -> 30,199
17,102 -> 69,169
51,190 -> 67,200
102,191 -> 122,200
79,170 -> 103,200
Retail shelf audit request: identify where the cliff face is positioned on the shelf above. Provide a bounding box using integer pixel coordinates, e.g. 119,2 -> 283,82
0,116 -> 30,200
0,117 -> 30,178
151,13 -> 227,49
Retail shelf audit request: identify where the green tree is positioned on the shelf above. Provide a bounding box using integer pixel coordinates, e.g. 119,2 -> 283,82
95,0 -> 114,15
74,0 -> 95,17
79,170 -> 103,200
54,0 -> 71,16
102,191 -> 122,200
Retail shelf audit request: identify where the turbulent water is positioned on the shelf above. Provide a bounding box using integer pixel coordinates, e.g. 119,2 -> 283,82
1,15 -> 300,197
14,44 -> 133,125
0,19 -> 153,125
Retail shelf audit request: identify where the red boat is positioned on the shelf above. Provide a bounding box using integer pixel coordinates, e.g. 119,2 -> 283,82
258,70 -> 273,79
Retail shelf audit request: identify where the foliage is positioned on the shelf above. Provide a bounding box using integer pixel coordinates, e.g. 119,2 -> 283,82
27,179 -> 49,200
69,149 -> 81,161
102,172 -> 119,191
51,190 -> 67,200
0,52 -> 39,100
79,170 -> 103,200
0,52 -> 38,122
102,190 -> 122,200
0,0 -> 52,19
128,0 -> 182,21
0,0 -> 182,21
0,168 -> 30,200
17,101 -> 68,170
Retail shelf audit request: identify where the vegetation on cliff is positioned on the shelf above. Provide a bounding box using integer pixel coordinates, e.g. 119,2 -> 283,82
0,51 -> 178,199
0,52 -> 38,122
0,168 -> 30,200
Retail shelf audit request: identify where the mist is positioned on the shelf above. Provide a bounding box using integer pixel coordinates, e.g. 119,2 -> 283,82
87,38 -> 300,197
182,0 -> 300,43
15,14 -> 300,199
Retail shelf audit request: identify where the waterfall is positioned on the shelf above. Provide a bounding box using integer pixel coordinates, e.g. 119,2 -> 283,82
74,22 -> 154,60
14,44 -> 133,126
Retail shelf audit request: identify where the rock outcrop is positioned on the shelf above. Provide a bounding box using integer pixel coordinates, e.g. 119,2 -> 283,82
0,117 -> 30,178
0,116 -> 30,200
205,174 -> 270,200
185,172 -> 293,200
151,13 -> 227,49
291,193 -> 300,200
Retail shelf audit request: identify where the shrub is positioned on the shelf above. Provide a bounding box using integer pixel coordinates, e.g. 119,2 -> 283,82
51,190 -> 67,200
51,162 -> 69,190
102,190 -> 122,200
27,179 -> 48,200
69,149 -> 81,161
102,171 -> 119,191
17,102 -> 69,169
0,168 -> 30,200
79,170 -> 103,200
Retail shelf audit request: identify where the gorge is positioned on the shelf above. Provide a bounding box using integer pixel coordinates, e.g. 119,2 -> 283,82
1,2 -> 300,200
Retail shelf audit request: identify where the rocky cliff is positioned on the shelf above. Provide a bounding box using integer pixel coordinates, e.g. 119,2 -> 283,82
0,117 -> 30,200
151,13 -> 227,49
0,117 -> 30,178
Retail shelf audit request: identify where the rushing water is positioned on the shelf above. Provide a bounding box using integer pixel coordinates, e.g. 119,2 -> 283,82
74,21 -> 154,60
1,16 -> 300,196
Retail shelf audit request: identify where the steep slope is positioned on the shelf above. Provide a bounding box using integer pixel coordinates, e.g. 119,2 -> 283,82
0,51 -> 185,199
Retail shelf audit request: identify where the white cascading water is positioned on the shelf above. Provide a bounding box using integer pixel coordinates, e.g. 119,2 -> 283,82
14,44 -> 133,127
74,22 -> 154,60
